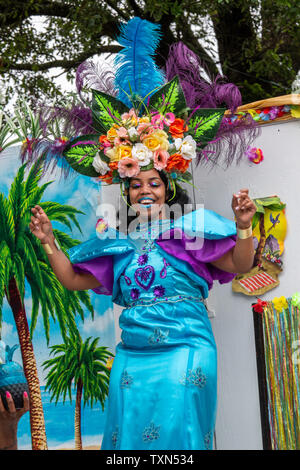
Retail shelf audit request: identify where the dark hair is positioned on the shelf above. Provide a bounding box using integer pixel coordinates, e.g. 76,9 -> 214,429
117,170 -> 191,231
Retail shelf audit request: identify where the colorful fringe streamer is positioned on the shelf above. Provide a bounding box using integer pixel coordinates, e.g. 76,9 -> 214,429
261,299 -> 300,449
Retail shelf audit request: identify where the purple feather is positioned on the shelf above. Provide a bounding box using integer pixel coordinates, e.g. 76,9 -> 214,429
76,60 -> 117,100
165,42 -> 260,168
165,42 -> 242,112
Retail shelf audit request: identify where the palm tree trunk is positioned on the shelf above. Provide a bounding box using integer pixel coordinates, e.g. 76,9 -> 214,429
7,277 -> 48,450
74,378 -> 83,450
254,213 -> 266,267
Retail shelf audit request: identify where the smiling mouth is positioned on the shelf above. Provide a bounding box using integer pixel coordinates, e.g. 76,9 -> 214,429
138,198 -> 156,205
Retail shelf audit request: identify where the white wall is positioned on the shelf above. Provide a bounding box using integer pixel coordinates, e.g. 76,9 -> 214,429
192,119 -> 300,449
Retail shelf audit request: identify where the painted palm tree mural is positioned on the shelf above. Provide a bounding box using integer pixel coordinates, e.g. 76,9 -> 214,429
232,196 -> 287,296
0,160 -> 96,449
43,331 -> 111,450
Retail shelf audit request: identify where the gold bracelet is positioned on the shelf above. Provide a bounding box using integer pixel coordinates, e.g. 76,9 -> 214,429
237,226 -> 253,239
41,238 -> 61,255
42,243 -> 53,255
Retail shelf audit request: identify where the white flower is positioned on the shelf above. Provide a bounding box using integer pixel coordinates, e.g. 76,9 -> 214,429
132,143 -> 152,166
127,126 -> 139,141
92,152 -> 110,175
174,135 -> 197,159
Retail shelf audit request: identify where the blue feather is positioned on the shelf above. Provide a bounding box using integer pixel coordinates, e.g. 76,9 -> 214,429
114,17 -> 165,108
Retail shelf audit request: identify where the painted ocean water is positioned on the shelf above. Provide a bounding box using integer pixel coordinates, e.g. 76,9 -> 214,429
17,386 -> 107,450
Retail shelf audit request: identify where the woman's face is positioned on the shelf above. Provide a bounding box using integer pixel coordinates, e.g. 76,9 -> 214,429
128,169 -> 167,220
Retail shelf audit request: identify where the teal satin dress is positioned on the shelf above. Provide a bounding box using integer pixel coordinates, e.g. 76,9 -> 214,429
68,209 -> 237,450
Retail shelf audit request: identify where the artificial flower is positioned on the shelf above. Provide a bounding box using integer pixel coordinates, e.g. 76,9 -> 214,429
246,146 -> 264,164
253,298 -> 268,314
272,296 -> 288,312
92,152 -> 111,175
96,217 -> 108,234
97,170 -> 114,184
116,126 -> 129,138
143,129 -> 169,152
107,125 -> 119,142
107,144 -> 132,162
291,106 -> 300,119
99,135 -> 111,148
153,149 -> 169,170
127,126 -> 139,141
169,118 -> 188,138
291,292 -> 300,308
118,157 -> 140,178
174,135 -> 197,160
166,153 -> 191,173
121,109 -> 138,126
138,116 -> 150,123
151,112 -> 175,129
108,161 -> 119,171
131,143 -> 152,166
137,122 -> 155,138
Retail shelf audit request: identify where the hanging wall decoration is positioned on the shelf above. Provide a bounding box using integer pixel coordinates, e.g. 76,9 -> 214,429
225,95 -> 300,125
252,295 -> 300,450
232,196 -> 287,296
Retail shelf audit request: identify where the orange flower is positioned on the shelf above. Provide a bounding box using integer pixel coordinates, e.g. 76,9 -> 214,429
108,161 -> 119,171
98,170 -> 113,184
99,135 -> 111,148
169,118 -> 188,139
107,125 -> 119,142
166,153 -> 191,173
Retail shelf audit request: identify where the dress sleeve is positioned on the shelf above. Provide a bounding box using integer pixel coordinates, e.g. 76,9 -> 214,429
67,233 -> 135,296
157,231 -> 236,290
72,256 -> 113,295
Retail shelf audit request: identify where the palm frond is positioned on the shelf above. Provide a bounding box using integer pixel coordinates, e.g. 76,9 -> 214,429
40,201 -> 85,235
0,110 -> 19,151
12,253 -> 25,300
4,98 -> 43,142
8,164 -> 26,222
0,193 -> 15,251
42,332 -> 111,410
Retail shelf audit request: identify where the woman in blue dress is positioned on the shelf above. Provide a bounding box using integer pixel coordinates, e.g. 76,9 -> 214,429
25,16 -> 258,450
29,167 -> 256,450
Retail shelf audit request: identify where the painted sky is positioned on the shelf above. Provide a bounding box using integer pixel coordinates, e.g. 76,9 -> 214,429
0,146 -> 116,385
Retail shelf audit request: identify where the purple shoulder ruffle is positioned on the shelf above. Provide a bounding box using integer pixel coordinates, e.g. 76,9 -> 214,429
157,229 -> 237,290
72,255 -> 114,295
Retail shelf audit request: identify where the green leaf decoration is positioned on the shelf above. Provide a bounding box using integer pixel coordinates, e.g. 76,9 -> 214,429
188,108 -> 225,148
92,89 -> 129,133
253,196 -> 286,213
63,135 -> 101,177
148,76 -> 187,116
252,196 -> 285,230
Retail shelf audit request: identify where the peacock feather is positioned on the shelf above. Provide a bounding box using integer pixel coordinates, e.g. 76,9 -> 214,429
114,17 -> 165,109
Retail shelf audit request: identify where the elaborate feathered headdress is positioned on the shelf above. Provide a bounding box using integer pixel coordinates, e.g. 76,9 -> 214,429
22,17 -> 259,190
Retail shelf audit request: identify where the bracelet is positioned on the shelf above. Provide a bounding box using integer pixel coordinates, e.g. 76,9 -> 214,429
237,226 -> 253,239
42,243 -> 53,255
41,238 -> 61,255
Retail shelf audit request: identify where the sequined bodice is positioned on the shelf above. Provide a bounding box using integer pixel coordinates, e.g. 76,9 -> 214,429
119,219 -> 204,308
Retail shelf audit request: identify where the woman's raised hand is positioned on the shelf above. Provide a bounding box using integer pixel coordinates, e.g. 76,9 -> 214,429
231,189 -> 256,229
29,205 -> 53,243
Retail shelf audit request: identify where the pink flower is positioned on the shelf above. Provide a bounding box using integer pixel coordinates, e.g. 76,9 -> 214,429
114,137 -> 131,146
121,109 -> 138,122
137,123 -> 155,139
151,113 -> 165,129
246,146 -> 264,164
116,127 -> 128,138
153,149 -> 169,170
118,157 -> 140,178
151,112 -> 176,128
